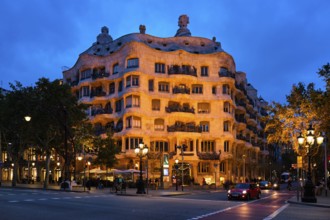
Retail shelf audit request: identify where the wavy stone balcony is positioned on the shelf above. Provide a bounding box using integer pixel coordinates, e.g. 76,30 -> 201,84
168,65 -> 197,77
197,152 -> 221,160
172,86 -> 190,94
167,122 -> 201,133
165,105 -> 195,114
91,108 -> 113,116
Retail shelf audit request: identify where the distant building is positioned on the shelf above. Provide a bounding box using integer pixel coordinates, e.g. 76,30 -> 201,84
63,15 -> 269,186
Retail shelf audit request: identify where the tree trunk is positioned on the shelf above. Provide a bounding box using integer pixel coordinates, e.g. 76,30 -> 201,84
43,153 -> 51,189
12,161 -> 18,187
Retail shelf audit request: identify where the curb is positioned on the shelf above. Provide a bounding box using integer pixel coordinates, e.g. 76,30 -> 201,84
287,199 -> 330,208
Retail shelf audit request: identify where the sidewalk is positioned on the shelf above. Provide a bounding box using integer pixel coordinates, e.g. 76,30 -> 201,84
0,181 -> 223,196
287,190 -> 330,208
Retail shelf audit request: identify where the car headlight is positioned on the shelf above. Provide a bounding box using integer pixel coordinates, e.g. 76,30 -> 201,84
273,184 -> 278,187
242,190 -> 247,194
265,184 -> 268,187
228,190 -> 231,193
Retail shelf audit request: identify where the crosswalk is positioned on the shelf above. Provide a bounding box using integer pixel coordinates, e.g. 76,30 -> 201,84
0,190 -> 113,203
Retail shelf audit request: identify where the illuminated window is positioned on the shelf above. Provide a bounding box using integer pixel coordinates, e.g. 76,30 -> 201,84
152,99 -> 160,111
197,102 -> 210,113
154,118 -> 164,131
126,116 -> 141,129
126,95 -> 140,108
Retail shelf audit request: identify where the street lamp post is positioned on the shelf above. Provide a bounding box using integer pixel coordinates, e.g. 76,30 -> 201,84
77,150 -> 86,192
87,161 -> 91,180
135,142 -> 148,194
176,145 -> 186,191
214,163 -> 218,190
297,124 -> 324,203
24,116 -> 31,184
175,159 -> 179,191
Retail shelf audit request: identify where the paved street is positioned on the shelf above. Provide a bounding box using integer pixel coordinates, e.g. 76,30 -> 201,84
0,184 -> 329,220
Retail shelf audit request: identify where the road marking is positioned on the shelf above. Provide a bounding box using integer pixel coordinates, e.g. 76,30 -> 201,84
38,198 -> 47,201
188,202 -> 246,220
263,203 -> 289,220
9,200 -> 19,203
51,198 -> 60,200
24,199 -> 35,202
188,194 -> 275,220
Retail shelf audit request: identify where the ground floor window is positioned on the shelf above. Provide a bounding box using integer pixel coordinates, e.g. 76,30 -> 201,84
198,162 -> 210,173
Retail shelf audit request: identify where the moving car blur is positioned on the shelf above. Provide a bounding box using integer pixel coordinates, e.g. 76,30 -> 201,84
258,181 -> 272,189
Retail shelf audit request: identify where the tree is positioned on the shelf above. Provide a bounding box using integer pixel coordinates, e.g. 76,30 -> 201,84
265,63 -> 329,175
93,131 -> 121,171
0,82 -> 34,186
27,78 -> 87,188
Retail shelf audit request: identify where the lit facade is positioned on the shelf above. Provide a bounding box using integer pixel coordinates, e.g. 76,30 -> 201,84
63,15 -> 269,187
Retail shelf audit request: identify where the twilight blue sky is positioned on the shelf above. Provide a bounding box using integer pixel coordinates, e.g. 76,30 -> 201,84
0,0 -> 329,103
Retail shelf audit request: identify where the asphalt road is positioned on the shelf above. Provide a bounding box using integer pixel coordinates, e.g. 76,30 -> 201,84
0,187 -> 328,220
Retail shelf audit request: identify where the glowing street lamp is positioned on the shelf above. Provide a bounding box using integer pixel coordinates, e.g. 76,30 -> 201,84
297,124 -> 324,203
135,142 -> 148,194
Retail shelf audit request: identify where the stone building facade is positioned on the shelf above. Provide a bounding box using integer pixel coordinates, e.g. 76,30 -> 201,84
63,15 -> 269,187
